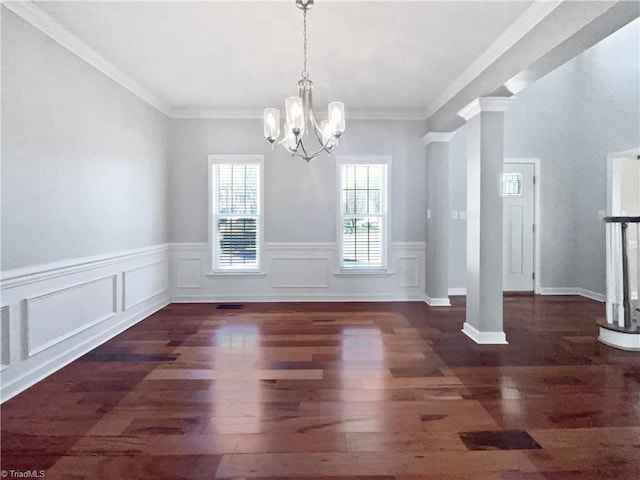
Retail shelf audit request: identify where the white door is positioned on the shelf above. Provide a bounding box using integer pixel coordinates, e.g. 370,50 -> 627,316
502,163 -> 535,291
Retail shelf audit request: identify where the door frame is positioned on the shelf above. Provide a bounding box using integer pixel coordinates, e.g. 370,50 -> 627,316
607,148 -> 640,216
504,158 -> 541,294
606,148 -> 640,304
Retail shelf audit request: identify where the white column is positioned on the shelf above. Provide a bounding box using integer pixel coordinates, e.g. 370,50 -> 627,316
458,97 -> 513,344
423,132 -> 455,306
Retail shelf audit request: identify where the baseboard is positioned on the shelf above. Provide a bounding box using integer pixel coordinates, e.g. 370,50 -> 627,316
576,288 -> 606,303
538,287 -> 605,302
449,286 -> 606,303
462,322 -> 508,345
538,287 -> 578,296
171,293 -> 426,303
1,295 -> 169,403
425,295 -> 451,307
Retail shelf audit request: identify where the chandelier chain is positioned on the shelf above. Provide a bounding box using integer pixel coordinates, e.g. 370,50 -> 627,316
302,8 -> 309,79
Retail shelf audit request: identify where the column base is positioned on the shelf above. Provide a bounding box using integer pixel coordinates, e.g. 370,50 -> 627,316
462,322 -> 508,344
598,327 -> 640,351
425,295 -> 451,307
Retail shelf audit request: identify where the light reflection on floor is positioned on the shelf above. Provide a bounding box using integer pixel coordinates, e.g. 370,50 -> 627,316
341,327 -> 385,426
214,325 -> 262,432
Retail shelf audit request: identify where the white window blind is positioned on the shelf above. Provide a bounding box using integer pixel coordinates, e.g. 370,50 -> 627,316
340,164 -> 387,269
211,161 -> 261,271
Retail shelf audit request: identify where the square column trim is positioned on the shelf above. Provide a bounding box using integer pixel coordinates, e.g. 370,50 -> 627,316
457,97 -> 514,121
422,132 -> 455,146
462,323 -> 508,344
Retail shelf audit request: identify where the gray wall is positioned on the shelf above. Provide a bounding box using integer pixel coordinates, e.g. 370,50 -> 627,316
570,19 -> 639,294
448,125 -> 468,290
168,119 -> 426,244
1,9 -> 169,270
449,18 -> 640,294
425,141 -> 450,300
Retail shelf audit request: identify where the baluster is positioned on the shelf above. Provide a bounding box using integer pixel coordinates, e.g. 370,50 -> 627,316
621,221 -> 632,328
636,222 -> 640,324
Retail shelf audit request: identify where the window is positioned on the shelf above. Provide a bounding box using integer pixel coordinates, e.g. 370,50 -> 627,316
209,155 -> 262,272
339,158 -> 388,269
501,173 -> 522,196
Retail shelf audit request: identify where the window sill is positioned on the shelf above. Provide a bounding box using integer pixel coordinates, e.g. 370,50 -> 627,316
334,269 -> 394,277
206,271 -> 267,277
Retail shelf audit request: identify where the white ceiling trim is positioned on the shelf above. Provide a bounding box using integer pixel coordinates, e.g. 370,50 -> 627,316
100,0 -> 483,2
423,0 -> 563,119
169,108 -> 427,121
457,97 -> 514,121
3,1 -> 172,117
346,110 -> 426,121
170,108 -> 263,120
422,132 -> 455,146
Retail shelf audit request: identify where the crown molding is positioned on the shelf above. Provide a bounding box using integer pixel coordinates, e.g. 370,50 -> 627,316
346,109 -> 426,121
423,0 -> 563,119
170,108 -> 263,119
169,107 -> 427,121
457,97 -> 514,121
422,132 -> 455,146
3,1 -> 171,117
126,0 -> 471,2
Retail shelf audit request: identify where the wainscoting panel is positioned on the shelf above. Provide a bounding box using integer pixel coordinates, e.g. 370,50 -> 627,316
170,242 -> 426,302
26,275 -> 117,357
1,306 -> 10,370
0,245 -> 170,402
123,260 -> 168,310
176,258 -> 203,289
397,257 -> 420,287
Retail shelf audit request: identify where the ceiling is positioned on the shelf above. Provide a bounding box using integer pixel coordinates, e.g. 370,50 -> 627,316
8,1 -> 639,125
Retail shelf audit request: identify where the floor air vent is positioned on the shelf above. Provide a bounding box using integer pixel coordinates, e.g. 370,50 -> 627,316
216,304 -> 244,310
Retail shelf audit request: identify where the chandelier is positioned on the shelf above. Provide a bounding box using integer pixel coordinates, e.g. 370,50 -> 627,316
263,0 -> 345,162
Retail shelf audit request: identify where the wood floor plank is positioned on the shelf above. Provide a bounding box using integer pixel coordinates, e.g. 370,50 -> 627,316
145,368 -> 324,381
215,450 -> 538,477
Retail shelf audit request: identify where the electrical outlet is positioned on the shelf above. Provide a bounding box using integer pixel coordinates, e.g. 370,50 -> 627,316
452,210 -> 458,220
427,209 -> 431,219
459,211 -> 467,220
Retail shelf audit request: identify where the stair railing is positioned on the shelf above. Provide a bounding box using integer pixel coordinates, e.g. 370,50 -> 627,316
604,216 -> 640,332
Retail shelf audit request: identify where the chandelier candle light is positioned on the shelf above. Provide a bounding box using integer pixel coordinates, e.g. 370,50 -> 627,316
263,0 -> 345,161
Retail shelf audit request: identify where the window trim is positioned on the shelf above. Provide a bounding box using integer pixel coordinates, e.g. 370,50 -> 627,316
208,154 -> 264,274
336,155 -> 391,273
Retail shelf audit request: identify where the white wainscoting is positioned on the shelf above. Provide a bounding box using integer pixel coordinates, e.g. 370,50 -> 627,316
170,242 -> 426,302
26,275 -> 118,357
123,260 -> 169,310
0,245 -> 170,402
1,306 -> 10,370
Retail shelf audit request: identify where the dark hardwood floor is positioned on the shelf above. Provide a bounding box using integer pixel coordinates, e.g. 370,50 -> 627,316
2,296 -> 640,479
